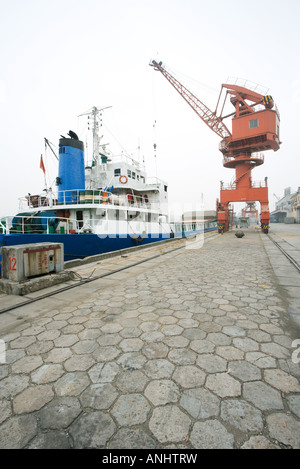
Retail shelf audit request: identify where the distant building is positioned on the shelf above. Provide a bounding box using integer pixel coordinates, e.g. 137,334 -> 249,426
271,187 -> 296,223
291,187 -> 300,223
181,210 -> 217,222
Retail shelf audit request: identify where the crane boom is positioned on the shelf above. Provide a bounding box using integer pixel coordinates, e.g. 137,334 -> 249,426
150,60 -> 231,140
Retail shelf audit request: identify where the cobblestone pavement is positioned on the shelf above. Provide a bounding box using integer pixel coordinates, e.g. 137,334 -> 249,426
0,230 -> 300,449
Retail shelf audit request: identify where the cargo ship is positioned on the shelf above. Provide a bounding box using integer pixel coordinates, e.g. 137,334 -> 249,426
0,107 -> 216,274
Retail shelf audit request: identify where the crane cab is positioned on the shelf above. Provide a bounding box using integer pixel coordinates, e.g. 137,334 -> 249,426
230,107 -> 281,154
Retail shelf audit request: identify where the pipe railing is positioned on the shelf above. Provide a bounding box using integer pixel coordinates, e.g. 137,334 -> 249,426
221,179 -> 268,191
19,189 -> 154,211
0,215 -> 79,235
222,152 -> 265,166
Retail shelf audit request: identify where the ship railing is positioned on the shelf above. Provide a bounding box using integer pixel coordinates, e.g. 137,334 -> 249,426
103,152 -> 145,171
0,217 -> 12,234
0,214 -> 80,235
19,193 -> 58,210
19,189 -> 154,211
102,193 -> 153,210
146,177 -> 166,187
118,194 -> 152,210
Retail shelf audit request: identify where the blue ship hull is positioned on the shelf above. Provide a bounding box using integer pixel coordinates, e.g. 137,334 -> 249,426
0,232 -> 174,275
0,227 -> 217,275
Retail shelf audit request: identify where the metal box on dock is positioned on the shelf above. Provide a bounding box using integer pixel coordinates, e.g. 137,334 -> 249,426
1,242 -> 64,282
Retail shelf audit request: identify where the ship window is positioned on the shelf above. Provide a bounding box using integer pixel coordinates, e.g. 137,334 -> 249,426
76,211 -> 83,229
114,168 -> 121,176
164,185 -> 168,192
127,170 -> 131,178
132,172 -> 136,179
249,118 -> 259,129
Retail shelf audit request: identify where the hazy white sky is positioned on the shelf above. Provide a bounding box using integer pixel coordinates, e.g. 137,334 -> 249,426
0,0 -> 299,217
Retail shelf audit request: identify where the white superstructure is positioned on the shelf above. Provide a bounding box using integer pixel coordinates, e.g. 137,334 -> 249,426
4,106 -> 172,240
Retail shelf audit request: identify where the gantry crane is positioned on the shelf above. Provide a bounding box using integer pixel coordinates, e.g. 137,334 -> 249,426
242,202 -> 259,223
150,60 -> 281,233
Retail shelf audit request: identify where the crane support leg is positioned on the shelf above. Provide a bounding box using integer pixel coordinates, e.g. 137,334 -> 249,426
218,185 -> 270,233
216,199 -> 231,233
260,199 -> 270,233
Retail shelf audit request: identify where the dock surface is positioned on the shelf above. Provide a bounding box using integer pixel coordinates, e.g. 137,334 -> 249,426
0,224 -> 300,449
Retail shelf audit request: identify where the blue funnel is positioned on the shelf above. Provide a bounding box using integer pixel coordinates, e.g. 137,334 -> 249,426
58,137 -> 85,204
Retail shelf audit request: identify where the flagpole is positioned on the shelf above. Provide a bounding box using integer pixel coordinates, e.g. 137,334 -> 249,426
40,154 -> 47,191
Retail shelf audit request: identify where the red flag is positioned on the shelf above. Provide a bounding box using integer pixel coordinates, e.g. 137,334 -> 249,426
40,155 -> 46,174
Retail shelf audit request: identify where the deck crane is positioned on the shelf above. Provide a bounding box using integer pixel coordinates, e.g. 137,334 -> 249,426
44,138 -> 58,161
150,60 -> 281,233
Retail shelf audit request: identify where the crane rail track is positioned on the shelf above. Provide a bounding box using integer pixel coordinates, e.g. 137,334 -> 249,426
0,232 -> 219,315
267,233 -> 300,273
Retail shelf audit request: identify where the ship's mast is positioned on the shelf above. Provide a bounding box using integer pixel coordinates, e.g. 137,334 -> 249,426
78,106 -> 112,163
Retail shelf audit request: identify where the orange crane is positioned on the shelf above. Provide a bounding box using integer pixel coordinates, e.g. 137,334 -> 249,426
150,60 -> 281,233
242,202 -> 259,223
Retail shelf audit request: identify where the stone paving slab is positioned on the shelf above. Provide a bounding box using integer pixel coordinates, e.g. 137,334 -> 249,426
261,230 -> 300,329
0,229 -> 300,449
